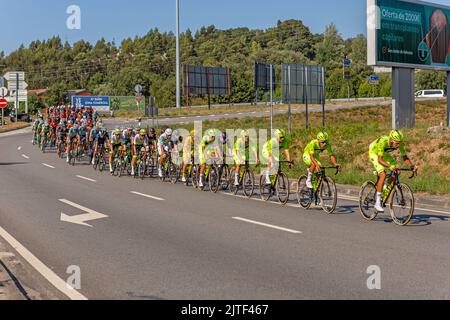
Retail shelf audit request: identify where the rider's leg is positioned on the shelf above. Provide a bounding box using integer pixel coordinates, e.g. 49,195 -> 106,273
131,155 -> 137,176
109,148 -> 114,173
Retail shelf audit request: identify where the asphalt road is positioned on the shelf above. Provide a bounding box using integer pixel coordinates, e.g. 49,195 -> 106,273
1,129 -> 450,300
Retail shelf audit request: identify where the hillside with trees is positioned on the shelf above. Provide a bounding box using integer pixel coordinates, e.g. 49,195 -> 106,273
0,20 -> 446,108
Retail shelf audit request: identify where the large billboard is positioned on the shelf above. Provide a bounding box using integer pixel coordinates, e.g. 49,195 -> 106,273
368,0 -> 450,71
281,64 -> 325,105
182,65 -> 231,96
72,96 -> 111,112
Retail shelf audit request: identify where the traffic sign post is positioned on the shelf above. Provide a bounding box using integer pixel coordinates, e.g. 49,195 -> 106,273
343,57 -> 351,100
0,98 -> 7,126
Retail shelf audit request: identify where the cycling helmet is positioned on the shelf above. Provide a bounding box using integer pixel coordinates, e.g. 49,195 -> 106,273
140,129 -> 147,135
114,129 -> 121,135
273,129 -> 285,138
149,128 -> 156,134
389,130 -> 404,143
317,132 -> 329,142
165,128 -> 173,136
190,130 -> 197,137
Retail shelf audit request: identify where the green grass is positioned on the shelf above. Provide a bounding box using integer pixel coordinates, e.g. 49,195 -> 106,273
167,100 -> 450,196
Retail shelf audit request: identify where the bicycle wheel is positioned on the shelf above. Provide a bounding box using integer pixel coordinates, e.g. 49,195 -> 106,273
139,162 -> 146,180
209,166 -> 220,193
70,149 -> 76,166
191,165 -> 199,189
297,176 -> 313,209
243,170 -> 255,198
99,157 -> 105,173
93,156 -> 98,171
219,166 -> 230,192
359,181 -> 378,221
320,177 -> 337,214
229,168 -> 239,194
259,175 -> 273,202
276,172 -> 290,205
169,163 -> 179,184
389,183 -> 415,226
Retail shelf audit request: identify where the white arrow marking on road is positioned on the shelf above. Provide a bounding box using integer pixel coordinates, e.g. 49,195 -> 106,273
130,191 -> 165,201
21,154 -> 29,159
42,163 -> 55,169
76,175 -> 97,183
59,199 -> 109,227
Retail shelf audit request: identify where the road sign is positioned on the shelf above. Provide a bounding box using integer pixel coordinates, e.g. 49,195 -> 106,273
0,77 -> 4,88
343,58 -> 351,68
135,94 -> 143,104
368,75 -> 380,85
8,81 -> 28,91
0,99 -> 8,109
0,87 -> 8,97
4,72 -> 25,81
134,84 -> 142,94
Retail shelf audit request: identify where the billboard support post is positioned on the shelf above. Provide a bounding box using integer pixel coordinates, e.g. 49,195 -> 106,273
447,72 -> 450,127
270,65 -> 273,133
15,73 -> 19,123
322,67 -> 326,128
305,66 -> 309,130
288,65 -> 292,134
392,68 -> 415,129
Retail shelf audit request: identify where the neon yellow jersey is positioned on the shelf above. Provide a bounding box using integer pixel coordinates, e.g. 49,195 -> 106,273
303,139 -> 333,158
369,136 -> 406,158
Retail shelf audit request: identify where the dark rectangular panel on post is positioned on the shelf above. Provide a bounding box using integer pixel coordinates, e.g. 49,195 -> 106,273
281,64 -> 325,104
254,62 -> 276,90
182,65 -> 231,96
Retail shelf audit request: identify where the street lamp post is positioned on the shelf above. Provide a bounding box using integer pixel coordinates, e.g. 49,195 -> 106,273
176,0 -> 181,109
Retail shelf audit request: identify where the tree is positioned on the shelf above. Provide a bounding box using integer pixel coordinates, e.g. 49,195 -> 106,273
315,23 -> 345,71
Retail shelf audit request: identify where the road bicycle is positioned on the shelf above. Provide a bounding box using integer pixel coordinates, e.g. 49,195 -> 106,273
93,145 -> 107,172
359,168 -> 416,226
260,161 -> 293,204
212,163 -> 231,193
160,152 -> 179,184
229,160 -> 256,198
297,167 -> 340,214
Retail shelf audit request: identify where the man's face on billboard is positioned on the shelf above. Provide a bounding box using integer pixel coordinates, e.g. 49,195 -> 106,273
429,9 -> 449,64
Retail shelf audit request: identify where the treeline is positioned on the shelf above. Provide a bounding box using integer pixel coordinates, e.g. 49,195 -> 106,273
0,20 -> 446,108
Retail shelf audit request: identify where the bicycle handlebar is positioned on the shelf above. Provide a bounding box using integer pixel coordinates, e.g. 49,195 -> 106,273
321,166 -> 340,176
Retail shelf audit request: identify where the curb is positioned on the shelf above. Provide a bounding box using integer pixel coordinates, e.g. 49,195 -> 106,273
0,124 -> 31,135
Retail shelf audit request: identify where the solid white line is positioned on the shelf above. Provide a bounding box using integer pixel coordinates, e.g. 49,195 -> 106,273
42,163 -> 55,169
233,217 -> 302,234
76,175 -> 97,183
21,154 -> 30,159
338,195 -> 450,215
0,225 -> 88,300
130,191 -> 165,201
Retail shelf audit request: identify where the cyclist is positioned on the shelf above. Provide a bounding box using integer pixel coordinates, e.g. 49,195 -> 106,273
233,130 -> 259,186
40,122 -> 51,149
303,132 -> 340,190
146,128 -> 158,156
91,128 -> 110,165
181,130 -> 197,183
32,115 -> 44,145
198,129 -> 223,188
369,130 -> 416,213
122,127 -> 134,157
158,128 -> 173,178
109,129 -> 123,174
56,120 -> 68,157
262,129 -> 292,185
66,124 -> 79,163
131,129 -> 149,176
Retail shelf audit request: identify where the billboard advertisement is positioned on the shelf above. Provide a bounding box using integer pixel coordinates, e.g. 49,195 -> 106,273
71,96 -> 111,112
368,0 -> 450,71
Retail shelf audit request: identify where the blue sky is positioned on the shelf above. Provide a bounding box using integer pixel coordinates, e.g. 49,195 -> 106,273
2,0 -> 449,54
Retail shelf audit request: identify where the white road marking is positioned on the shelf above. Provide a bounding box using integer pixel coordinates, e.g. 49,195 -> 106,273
21,154 -> 30,159
338,195 -> 450,216
223,114 -> 229,116
17,146 -> 22,150
59,199 -> 109,227
130,191 -> 165,201
42,163 -> 56,169
233,217 -> 302,234
0,225 -> 87,300
76,175 -> 96,183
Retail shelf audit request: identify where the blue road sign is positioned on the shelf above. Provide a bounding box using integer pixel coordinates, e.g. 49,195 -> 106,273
72,96 -> 110,112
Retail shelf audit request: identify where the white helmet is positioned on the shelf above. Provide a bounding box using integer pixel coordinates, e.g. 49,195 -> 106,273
165,128 -> 173,136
